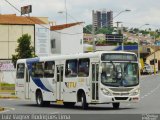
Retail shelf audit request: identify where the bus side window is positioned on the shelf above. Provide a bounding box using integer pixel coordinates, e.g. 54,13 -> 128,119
65,59 -> 78,77
44,61 -> 55,78
32,62 -> 44,78
78,58 -> 90,77
16,63 -> 25,79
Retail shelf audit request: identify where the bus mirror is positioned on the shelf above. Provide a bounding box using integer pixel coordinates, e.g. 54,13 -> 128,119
99,66 -> 102,73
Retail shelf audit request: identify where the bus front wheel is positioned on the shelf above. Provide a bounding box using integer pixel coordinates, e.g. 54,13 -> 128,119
36,91 -> 44,106
112,103 -> 120,109
81,93 -> 88,109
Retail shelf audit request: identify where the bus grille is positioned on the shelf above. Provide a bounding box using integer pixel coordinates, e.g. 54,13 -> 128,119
113,93 -> 129,96
115,97 -> 128,100
109,88 -> 133,92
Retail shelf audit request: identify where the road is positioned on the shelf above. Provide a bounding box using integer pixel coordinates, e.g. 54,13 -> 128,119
0,75 -> 160,119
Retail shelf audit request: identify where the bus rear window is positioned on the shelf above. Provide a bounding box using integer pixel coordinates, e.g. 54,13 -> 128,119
101,53 -> 137,61
16,63 -> 25,79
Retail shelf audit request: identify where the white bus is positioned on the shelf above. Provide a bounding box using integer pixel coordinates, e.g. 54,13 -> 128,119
15,51 -> 140,109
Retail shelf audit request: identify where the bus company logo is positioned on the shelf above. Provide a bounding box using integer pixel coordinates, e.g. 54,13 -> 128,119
142,114 -> 159,120
65,82 -> 77,88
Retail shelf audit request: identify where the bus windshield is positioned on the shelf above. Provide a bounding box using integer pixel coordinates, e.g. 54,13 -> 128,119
101,62 -> 139,87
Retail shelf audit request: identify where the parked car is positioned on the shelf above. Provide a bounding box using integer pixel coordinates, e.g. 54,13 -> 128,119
142,65 -> 153,74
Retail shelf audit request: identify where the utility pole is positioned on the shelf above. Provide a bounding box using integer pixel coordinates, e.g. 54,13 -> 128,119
65,0 -> 67,24
92,10 -> 96,52
154,35 -> 156,75
115,21 -> 123,50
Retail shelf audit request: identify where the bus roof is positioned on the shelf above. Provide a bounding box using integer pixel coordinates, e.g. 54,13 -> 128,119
17,51 -> 136,63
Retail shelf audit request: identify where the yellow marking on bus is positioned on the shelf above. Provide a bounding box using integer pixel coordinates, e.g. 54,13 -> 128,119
56,100 -> 63,104
65,82 -> 77,88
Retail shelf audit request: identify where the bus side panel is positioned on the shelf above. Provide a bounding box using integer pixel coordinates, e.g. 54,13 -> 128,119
29,77 -> 56,102
15,78 -> 25,100
63,78 -> 77,102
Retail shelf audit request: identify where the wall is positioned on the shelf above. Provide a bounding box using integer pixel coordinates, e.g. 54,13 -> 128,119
50,30 -> 61,54
35,24 -> 50,56
50,24 -> 83,55
60,25 -> 83,54
0,24 -> 34,59
0,60 -> 15,84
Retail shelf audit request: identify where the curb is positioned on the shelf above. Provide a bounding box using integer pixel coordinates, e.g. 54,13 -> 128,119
0,96 -> 18,99
0,107 -> 4,111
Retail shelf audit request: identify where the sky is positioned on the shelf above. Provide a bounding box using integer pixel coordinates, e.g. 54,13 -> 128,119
0,0 -> 160,29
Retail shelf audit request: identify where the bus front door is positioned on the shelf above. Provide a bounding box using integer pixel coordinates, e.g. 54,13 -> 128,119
56,65 -> 63,101
25,67 -> 30,99
91,63 -> 99,101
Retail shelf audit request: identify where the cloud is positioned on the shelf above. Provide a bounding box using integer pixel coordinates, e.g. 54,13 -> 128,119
1,0 -> 160,28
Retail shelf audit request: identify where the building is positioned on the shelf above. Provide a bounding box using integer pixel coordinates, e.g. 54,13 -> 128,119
101,10 -> 107,27
0,14 -> 49,84
0,14 -> 48,59
107,11 -> 113,27
145,49 -> 160,71
92,10 -> 101,31
50,22 -> 84,55
92,10 -> 113,30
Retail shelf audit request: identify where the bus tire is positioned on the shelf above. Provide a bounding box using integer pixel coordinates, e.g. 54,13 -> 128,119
36,91 -> 45,107
63,102 -> 75,107
44,101 -> 50,107
112,103 -> 120,109
81,93 -> 88,109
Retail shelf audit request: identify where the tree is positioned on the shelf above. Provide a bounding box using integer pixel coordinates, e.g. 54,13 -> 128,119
12,34 -> 35,67
95,27 -> 114,34
83,25 -> 92,34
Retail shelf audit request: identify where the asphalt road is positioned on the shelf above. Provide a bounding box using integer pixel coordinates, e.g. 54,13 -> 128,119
0,74 -> 160,119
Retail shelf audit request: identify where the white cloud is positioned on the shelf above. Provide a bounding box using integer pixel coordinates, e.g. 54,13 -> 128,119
1,0 -> 160,29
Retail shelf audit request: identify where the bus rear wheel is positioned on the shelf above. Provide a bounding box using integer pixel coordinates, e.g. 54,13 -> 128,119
81,93 -> 88,109
112,103 -> 120,109
36,91 -> 50,107
63,102 -> 75,107
36,91 -> 44,106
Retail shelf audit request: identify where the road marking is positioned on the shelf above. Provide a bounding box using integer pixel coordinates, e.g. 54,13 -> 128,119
147,92 -> 151,95
4,107 -> 15,111
0,107 -> 15,113
0,110 -> 10,113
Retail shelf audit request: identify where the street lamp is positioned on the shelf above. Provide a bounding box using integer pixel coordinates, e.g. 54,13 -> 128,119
57,0 -> 68,24
113,9 -> 131,19
137,23 -> 149,75
58,11 -> 79,24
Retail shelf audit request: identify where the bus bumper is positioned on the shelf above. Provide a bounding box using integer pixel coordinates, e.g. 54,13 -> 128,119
98,95 -> 140,103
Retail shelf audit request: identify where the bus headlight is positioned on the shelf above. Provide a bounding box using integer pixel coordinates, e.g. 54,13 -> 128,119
101,88 -> 111,96
130,88 -> 140,96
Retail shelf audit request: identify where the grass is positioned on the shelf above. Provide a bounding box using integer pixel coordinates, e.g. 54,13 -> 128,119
0,83 -> 15,87
0,82 -> 15,92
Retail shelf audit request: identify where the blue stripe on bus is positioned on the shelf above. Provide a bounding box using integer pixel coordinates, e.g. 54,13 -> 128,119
32,78 -> 51,92
26,58 -> 51,92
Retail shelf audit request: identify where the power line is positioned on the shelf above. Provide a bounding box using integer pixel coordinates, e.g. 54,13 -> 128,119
4,0 -> 83,35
